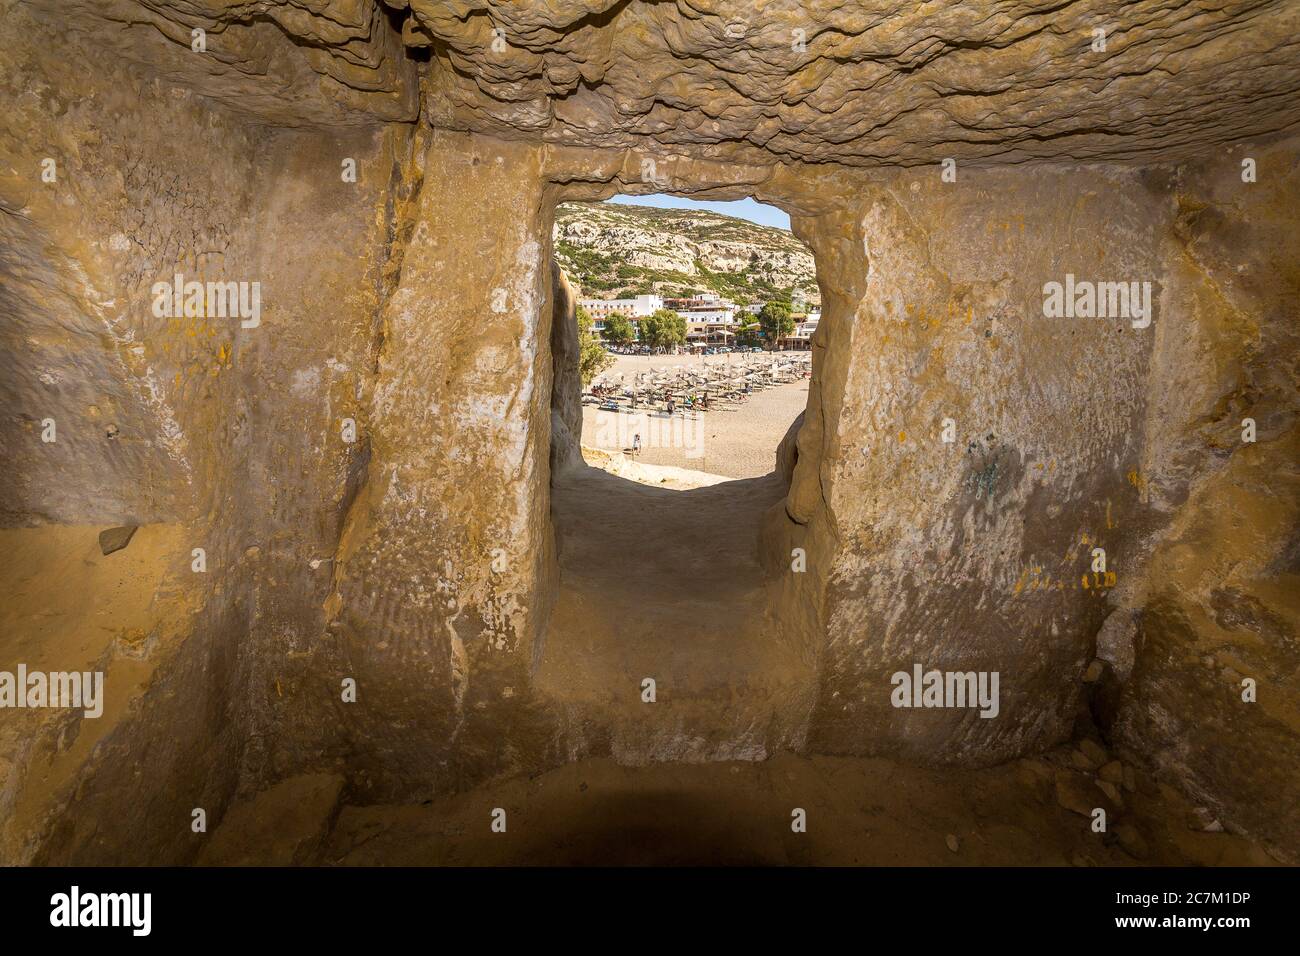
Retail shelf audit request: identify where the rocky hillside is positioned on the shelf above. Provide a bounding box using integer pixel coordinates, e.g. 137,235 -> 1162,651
554,201 -> 819,306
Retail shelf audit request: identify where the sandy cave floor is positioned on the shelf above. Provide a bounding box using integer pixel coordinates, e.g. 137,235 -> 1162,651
321,750 -> 1278,866
537,464 -> 804,713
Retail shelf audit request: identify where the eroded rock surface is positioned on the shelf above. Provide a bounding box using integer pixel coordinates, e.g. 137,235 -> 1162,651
417,0 -> 1300,167
0,0 -> 1296,865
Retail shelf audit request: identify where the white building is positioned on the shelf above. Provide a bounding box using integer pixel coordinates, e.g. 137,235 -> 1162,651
681,309 -> 735,325
779,311 -> 820,349
667,297 -> 739,341
579,294 -> 663,326
683,309 -> 742,346
665,293 -> 729,312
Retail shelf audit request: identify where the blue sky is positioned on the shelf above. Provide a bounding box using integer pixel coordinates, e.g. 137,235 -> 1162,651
606,193 -> 790,230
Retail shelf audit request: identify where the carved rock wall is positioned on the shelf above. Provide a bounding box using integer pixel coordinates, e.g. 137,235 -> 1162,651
1,0 -> 1296,862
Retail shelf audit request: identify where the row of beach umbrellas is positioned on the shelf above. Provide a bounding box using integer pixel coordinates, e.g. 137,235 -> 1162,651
586,354 -> 811,413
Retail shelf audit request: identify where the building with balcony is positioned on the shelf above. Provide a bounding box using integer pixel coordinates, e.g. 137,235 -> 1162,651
776,311 -> 820,350
578,294 -> 665,336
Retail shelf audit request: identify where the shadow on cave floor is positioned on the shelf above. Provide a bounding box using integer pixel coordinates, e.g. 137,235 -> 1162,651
317,751 -> 1278,866
534,461 -> 809,720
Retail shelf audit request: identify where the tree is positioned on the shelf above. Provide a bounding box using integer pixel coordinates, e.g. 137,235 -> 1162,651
735,320 -> 762,348
757,301 -> 794,348
576,305 -> 614,386
602,312 -> 635,346
639,308 -> 686,350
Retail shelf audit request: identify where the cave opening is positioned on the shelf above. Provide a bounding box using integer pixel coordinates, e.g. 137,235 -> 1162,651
553,193 -> 818,481
537,192 -> 824,760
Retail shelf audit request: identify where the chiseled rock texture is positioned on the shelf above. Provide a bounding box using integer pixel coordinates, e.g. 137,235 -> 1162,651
805,164 -> 1164,766
1109,147 -> 1300,855
3,0 -> 414,861
322,129 -> 560,801
0,0 -> 1296,862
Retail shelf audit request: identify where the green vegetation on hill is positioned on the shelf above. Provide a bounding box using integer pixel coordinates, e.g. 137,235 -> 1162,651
553,201 -> 819,306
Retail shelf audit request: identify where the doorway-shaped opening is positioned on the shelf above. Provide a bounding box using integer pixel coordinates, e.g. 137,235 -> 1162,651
540,193 -> 823,762
556,194 -> 817,483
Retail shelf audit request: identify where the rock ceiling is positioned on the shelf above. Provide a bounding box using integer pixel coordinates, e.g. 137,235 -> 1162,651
37,0 -> 1300,166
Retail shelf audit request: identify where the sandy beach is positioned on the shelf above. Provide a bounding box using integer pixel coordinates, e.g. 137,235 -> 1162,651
580,353 -> 810,479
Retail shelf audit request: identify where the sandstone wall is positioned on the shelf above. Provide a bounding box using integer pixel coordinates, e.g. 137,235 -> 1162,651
2,0 -> 1295,861
26,0 -> 417,128
1,2 -> 261,861
1,2 -> 417,861
418,0 -> 1300,169
323,130 -> 560,801
804,167 -> 1161,763
781,147 -> 1298,857
1108,140 -> 1300,857
549,261 -> 584,474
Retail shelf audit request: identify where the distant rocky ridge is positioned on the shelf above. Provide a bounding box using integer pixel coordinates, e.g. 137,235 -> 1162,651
554,201 -> 819,306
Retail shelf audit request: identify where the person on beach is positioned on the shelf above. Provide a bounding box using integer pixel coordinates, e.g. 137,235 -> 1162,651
632,433 -> 641,456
